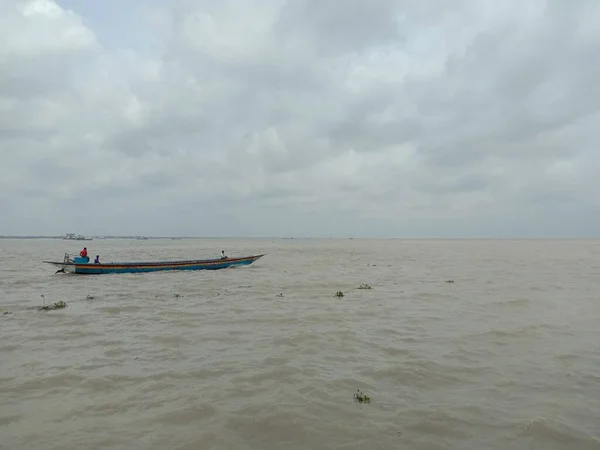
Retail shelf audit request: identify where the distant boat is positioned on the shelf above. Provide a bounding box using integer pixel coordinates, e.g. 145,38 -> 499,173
64,233 -> 92,241
43,253 -> 265,275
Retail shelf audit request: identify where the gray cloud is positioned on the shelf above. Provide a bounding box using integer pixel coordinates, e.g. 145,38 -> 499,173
1,0 -> 599,237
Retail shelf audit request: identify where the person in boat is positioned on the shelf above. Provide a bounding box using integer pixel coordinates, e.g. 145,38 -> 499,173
80,247 -> 89,262
94,255 -> 100,264
220,250 -> 228,259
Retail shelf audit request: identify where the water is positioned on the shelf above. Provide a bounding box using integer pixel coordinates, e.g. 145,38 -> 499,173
1,238 -> 599,450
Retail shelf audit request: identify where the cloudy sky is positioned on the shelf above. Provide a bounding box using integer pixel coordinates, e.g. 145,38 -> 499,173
1,0 -> 599,237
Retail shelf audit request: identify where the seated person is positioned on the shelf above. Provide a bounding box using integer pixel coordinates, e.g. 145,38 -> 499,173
94,255 -> 100,264
220,250 -> 228,259
79,247 -> 89,262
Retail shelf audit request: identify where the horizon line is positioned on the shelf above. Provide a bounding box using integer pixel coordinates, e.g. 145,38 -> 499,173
0,235 -> 598,240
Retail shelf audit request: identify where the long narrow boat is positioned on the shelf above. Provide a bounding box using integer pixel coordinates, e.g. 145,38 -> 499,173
43,253 -> 265,275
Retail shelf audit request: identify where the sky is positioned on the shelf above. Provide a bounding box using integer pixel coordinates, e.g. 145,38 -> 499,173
1,0 -> 599,238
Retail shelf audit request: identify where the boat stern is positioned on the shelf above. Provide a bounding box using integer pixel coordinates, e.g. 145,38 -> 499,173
42,252 -> 78,273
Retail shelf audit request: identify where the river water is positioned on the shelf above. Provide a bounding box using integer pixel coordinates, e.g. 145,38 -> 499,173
1,238 -> 599,450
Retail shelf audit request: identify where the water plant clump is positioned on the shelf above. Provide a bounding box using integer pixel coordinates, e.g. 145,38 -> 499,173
445,280 -> 455,283
335,290 -> 344,297
353,389 -> 371,404
39,300 -> 67,311
38,294 -> 66,311
357,283 -> 372,290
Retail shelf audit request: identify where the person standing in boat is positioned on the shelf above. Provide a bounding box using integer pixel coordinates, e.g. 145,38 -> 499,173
79,247 -> 89,262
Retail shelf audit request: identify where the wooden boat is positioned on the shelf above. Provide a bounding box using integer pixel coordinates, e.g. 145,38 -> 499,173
43,253 -> 265,275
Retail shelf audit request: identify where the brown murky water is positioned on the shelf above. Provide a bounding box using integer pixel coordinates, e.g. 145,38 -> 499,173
1,238 -> 599,450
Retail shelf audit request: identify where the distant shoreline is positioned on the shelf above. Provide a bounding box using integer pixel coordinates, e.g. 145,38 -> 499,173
0,236 -> 597,240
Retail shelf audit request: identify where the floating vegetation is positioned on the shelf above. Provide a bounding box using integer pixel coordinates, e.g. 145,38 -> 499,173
276,293 -> 284,298
39,300 -> 67,311
357,283 -> 372,290
335,291 -> 344,297
173,294 -> 182,298
238,285 -> 252,288
86,295 -> 94,300
353,389 -> 371,404
3,311 -> 12,315
38,295 -> 67,311
445,280 -> 455,284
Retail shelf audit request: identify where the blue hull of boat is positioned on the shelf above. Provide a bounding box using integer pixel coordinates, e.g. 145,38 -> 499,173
44,254 -> 265,275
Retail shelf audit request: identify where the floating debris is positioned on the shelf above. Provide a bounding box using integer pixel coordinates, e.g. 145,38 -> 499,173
3,311 -> 12,315
335,291 -> 344,297
174,294 -> 182,298
276,293 -> 284,298
353,389 -> 371,404
357,283 -> 372,290
39,300 -> 67,311
445,280 -> 455,284
86,295 -> 94,300
238,285 -> 252,288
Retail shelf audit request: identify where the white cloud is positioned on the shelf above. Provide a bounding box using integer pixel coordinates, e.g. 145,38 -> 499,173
1,0 -> 599,237
1,0 -> 96,56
